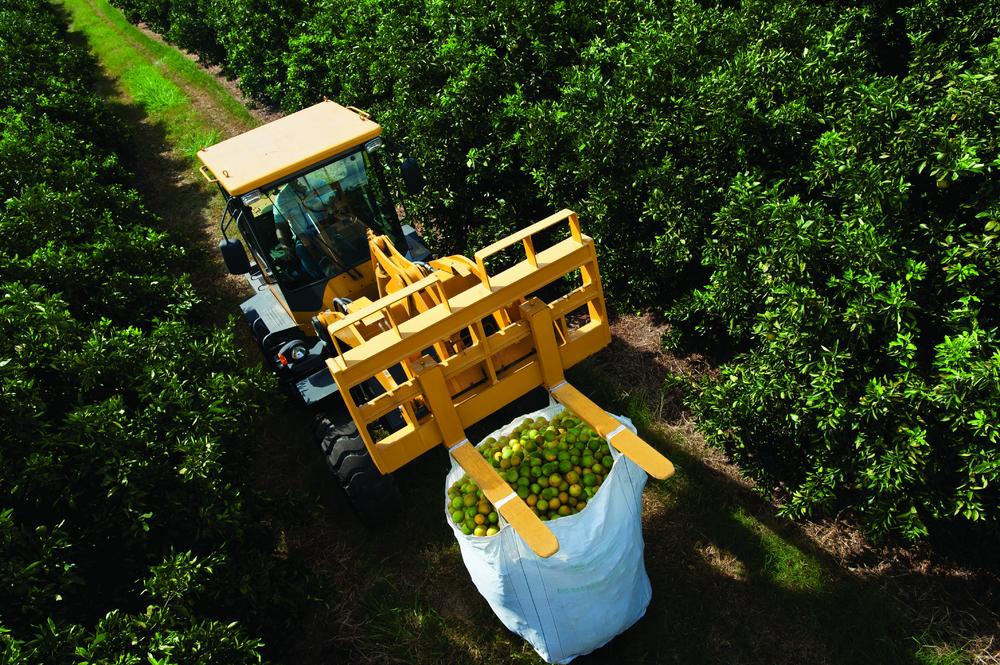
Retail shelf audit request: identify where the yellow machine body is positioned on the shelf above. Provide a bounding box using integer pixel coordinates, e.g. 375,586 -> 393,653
197,101 -> 381,196
322,210 -> 675,558
198,101 -> 673,558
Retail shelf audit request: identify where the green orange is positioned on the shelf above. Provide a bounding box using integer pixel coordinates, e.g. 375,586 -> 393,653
448,409 -> 612,535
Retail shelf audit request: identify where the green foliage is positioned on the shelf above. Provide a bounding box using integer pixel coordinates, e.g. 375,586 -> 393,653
0,0 -> 283,660
3,552 -> 268,664
684,10 -> 1000,539
105,0 -> 999,539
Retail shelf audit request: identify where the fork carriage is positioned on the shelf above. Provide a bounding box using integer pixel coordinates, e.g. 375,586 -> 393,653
325,210 -> 674,557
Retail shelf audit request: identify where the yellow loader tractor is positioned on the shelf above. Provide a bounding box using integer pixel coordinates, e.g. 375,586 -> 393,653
199,101 -> 672,557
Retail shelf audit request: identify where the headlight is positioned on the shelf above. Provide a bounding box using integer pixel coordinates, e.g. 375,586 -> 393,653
240,190 -> 261,205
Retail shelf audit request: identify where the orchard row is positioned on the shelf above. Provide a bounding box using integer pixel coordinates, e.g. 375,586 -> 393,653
110,0 -> 1000,538
0,0 -> 283,659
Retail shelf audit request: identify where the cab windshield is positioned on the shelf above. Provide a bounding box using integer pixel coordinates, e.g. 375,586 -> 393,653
241,150 -> 402,287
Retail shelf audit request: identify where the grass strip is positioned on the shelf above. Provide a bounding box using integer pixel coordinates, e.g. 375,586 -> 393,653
61,0 -> 256,128
731,505 -> 826,592
60,0 -> 233,164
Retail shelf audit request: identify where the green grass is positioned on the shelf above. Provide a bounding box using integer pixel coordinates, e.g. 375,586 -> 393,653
914,644 -> 971,665
59,0 -> 254,170
64,0 -> 255,126
177,127 -> 223,159
732,505 -> 826,591
122,63 -> 187,111
56,0 -> 257,325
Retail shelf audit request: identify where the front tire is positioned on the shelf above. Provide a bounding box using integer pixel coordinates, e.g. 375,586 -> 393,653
314,413 -> 400,520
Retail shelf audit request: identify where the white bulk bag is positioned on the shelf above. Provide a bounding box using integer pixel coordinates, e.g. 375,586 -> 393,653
444,403 -> 651,663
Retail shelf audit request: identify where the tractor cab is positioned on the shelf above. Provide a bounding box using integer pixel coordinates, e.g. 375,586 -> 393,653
198,100 -> 430,329
197,100 -> 431,405
239,148 -> 404,290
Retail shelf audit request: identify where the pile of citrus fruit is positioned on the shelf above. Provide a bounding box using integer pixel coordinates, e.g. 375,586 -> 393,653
447,410 -> 615,536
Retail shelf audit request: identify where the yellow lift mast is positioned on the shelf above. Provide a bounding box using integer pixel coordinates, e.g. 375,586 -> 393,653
198,101 -> 673,558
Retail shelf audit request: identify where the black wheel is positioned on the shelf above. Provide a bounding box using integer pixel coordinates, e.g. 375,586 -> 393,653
314,413 -> 401,520
246,321 -> 310,403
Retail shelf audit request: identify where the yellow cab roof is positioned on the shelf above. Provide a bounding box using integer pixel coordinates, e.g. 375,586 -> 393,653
197,100 -> 382,196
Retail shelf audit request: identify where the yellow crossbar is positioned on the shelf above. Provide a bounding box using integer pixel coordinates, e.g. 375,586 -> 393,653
474,209 -> 583,288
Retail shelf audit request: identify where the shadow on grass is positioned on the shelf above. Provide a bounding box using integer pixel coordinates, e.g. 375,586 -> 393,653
311,354 -> 935,665
562,348 -> 989,665
584,425 -> 914,665
62,11 -> 249,331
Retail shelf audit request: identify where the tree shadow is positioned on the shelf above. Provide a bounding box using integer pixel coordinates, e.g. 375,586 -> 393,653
268,332 -> 987,664
287,384 -> 912,663
575,427 -> 916,665
561,335 -> 999,665
62,20 -> 253,335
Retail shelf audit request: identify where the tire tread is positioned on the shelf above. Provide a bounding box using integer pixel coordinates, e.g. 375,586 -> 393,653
315,414 -> 400,520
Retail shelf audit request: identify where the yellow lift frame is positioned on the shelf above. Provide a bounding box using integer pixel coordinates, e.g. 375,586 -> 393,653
325,210 -> 674,557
